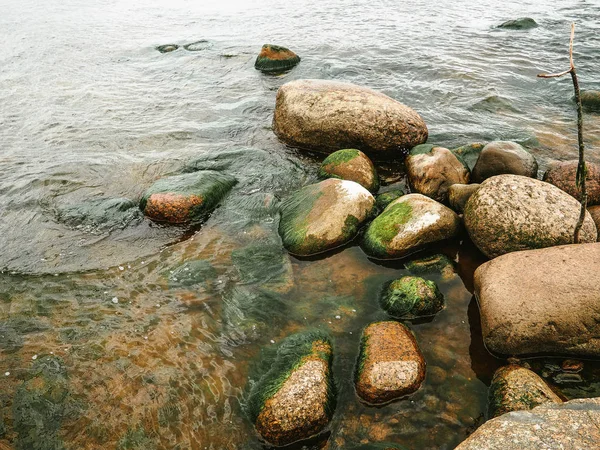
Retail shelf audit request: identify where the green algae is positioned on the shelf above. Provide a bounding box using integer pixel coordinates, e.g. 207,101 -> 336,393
245,331 -> 334,423
167,259 -> 217,288
362,200 -> 412,258
320,149 -> 361,171
278,184 -> 324,255
354,332 -> 370,382
375,189 -> 405,212
380,276 -> 444,318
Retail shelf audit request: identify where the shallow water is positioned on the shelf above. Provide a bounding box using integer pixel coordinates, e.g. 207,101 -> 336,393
1,0 -> 600,448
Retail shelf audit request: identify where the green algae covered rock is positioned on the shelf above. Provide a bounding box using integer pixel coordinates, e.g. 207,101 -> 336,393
355,321 -> 425,404
380,276 -> 444,319
318,149 -> 380,193
498,18 -> 538,30
167,259 -> 217,288
246,331 -> 335,447
279,178 -> 375,256
56,197 -> 143,233
140,170 -> 236,224
362,194 -> 461,259
375,189 -> 405,212
254,44 -> 300,73
489,365 -> 562,418
451,142 -> 485,171
581,90 -> 600,112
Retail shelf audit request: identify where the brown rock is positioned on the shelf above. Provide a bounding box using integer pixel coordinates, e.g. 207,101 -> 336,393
355,321 -> 426,404
464,175 -> 597,258
543,160 -> 600,205
318,149 -> 379,192
471,141 -> 538,182
475,243 -> 600,357
448,183 -> 480,213
488,365 -> 562,418
455,398 -> 600,450
589,205 -> 600,236
406,146 -> 470,202
273,79 -> 428,157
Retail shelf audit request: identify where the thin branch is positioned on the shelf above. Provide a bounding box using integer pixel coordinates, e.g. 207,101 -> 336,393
537,68 -> 571,78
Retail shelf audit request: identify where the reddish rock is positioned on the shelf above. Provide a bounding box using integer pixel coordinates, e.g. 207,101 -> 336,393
543,160 -> 600,205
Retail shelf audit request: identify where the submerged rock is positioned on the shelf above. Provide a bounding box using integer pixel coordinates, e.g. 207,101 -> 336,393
455,398 -> 600,450
140,171 -> 236,224
405,254 -> 455,278
543,160 -> 600,205
254,44 -> 300,73
406,145 -> 470,203
448,183 -> 479,213
183,40 -> 212,51
231,241 -> 293,293
56,197 -> 143,233
375,189 -> 405,212
168,259 -> 217,288
246,331 -> 335,446
451,143 -> 485,171
581,90 -> 600,112
488,365 -> 562,418
273,79 -> 428,157
497,17 -> 538,30
475,243 -> 600,357
471,141 -> 538,183
380,276 -> 444,319
355,321 -> 425,404
318,149 -> 379,193
464,175 -> 597,258
362,194 -> 461,259
156,44 -> 179,53
278,178 -> 375,256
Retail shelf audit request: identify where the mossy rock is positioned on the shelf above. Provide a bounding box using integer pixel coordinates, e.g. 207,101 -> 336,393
254,44 -> 300,73
405,254 -> 454,276
156,44 -> 179,53
140,170 -> 236,224
375,189 -> 405,212
246,331 -> 335,446
318,149 -> 380,193
380,276 -> 445,319
55,197 -> 142,233
581,90 -> 600,113
278,179 -> 375,256
497,18 -> 538,30
450,142 -> 485,171
167,259 -> 217,288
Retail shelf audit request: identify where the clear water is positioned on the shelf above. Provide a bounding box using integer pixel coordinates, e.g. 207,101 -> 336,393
1,0 -> 600,448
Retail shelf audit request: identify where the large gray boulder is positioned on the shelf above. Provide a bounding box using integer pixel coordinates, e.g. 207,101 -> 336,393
475,243 -> 600,357
471,141 -> 538,183
273,79 -> 428,157
464,174 -> 597,258
455,398 -> 600,450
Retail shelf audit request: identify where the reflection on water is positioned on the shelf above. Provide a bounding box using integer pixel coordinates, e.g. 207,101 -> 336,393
1,0 -> 600,448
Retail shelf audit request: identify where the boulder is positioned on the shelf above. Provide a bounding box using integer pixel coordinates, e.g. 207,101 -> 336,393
318,149 -> 379,192
355,321 -> 425,404
497,18 -> 538,30
455,398 -> 600,450
471,141 -> 538,182
405,145 -> 470,203
362,194 -> 461,259
254,44 -> 300,73
488,365 -> 562,418
581,90 -> 600,112
273,79 -> 428,157
543,160 -> 600,205
475,243 -> 600,357
141,171 -> 237,224
451,143 -> 485,171
379,276 -> 444,319
246,331 -> 335,446
464,175 -> 597,258
279,178 -> 375,256
589,205 -> 600,236
448,183 -> 480,213
375,189 -> 405,212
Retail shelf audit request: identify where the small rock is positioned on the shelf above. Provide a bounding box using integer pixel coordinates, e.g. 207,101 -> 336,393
471,141 -> 538,183
156,44 -> 179,53
451,143 -> 486,171
254,44 -> 301,73
405,253 -> 455,280
375,189 -> 405,212
543,160 -> 600,205
279,178 -> 375,256
448,183 -> 480,213
488,365 -> 562,418
497,18 -> 538,30
355,321 -> 426,404
318,149 -> 380,193
379,276 -> 444,319
362,193 -> 461,259
406,145 -> 470,203
561,359 -> 584,373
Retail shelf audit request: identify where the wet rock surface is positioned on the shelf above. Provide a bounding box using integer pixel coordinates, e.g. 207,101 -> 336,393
319,149 -> 380,193
581,90 -> 600,112
471,141 -> 538,183
55,197 -> 143,233
405,145 -> 469,203
273,79 -> 428,157
355,321 -> 426,404
464,174 -> 597,258
497,17 -> 538,30
362,194 -> 461,259
475,243 -> 600,357
589,205 -> 600,236
488,365 -> 562,418
543,160 -> 600,205
247,332 -> 335,447
455,398 -> 600,450
451,143 -> 485,171
279,178 -> 375,256
448,183 -> 479,213
254,44 -> 300,73
380,276 -> 444,319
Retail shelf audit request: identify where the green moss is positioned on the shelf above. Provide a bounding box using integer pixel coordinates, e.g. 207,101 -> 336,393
375,189 -> 405,212
380,276 -> 444,318
354,332 -> 370,382
320,149 -> 361,170
341,215 -> 360,241
245,331 -> 334,423
362,201 -> 412,258
409,144 -> 435,156
278,184 -> 324,254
